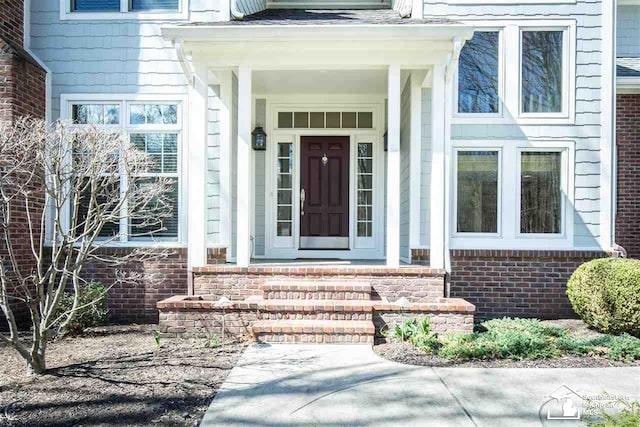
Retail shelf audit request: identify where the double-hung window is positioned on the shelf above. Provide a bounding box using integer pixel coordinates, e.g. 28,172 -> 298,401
68,97 -> 183,244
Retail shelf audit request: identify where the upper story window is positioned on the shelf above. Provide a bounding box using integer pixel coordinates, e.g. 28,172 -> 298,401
62,0 -> 186,19
457,31 -> 500,115
521,30 -> 564,114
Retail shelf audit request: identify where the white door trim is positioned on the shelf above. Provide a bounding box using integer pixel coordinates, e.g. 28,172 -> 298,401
264,100 -> 385,260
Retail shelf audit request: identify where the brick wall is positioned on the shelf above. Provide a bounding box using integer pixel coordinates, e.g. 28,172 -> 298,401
81,248 -> 188,323
616,94 -> 640,259
0,0 -> 24,48
449,250 -> 610,319
0,1 -> 46,329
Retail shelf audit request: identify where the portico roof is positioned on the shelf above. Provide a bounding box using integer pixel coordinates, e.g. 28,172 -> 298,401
162,10 -> 474,69
185,9 -> 458,26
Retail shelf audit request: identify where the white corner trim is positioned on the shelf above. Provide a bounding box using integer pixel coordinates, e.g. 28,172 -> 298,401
600,0 -> 616,251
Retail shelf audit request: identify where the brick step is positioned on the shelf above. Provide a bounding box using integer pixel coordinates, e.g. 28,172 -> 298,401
252,319 -> 375,344
256,299 -> 373,321
262,281 -> 371,300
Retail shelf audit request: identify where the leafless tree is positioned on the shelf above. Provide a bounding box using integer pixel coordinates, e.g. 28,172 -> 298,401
0,118 -> 174,375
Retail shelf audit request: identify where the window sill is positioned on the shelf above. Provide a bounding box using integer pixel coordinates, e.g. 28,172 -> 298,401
450,237 -> 574,251
59,9 -> 188,21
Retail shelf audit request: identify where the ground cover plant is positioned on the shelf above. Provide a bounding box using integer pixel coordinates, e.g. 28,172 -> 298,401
387,317 -> 640,363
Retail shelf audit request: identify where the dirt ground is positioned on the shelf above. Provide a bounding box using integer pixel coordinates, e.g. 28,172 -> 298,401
374,319 -> 640,369
0,325 -> 247,427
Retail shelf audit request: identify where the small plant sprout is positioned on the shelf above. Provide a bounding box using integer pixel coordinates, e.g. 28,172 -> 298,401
153,331 -> 161,350
204,336 -> 220,349
215,296 -> 234,340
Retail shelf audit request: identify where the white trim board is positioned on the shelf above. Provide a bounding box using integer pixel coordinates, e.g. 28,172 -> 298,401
264,100 -> 386,260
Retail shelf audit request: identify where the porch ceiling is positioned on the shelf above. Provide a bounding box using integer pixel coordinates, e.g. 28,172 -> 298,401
161,10 -> 474,70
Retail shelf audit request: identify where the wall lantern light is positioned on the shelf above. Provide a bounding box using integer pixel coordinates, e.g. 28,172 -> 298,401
383,131 -> 388,152
252,126 -> 267,151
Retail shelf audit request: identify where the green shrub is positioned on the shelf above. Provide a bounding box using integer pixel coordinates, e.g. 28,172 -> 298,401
567,258 -> 640,336
56,282 -> 109,333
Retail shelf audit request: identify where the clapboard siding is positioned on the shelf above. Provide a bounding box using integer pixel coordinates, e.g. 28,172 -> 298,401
426,0 -> 605,248
253,99 -> 267,256
207,85 -> 222,244
420,88 -> 432,248
400,78 -> 411,260
617,4 -> 640,58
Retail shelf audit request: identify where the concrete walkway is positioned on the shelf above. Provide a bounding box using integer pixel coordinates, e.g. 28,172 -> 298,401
201,344 -> 640,427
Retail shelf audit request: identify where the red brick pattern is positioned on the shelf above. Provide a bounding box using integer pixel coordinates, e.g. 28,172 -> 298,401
449,250 -> 610,319
82,248 -> 188,323
194,266 -> 446,302
616,94 -> 640,259
0,1 -> 46,329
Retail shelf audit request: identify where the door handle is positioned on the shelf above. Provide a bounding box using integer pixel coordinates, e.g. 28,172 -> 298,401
300,188 -> 306,216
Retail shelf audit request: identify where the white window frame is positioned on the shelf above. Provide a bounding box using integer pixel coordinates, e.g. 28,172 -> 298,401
452,19 -> 576,125
453,28 -> 506,123
518,24 -> 575,122
452,146 -> 503,238
59,0 -> 188,20
450,140 -> 575,250
60,93 -> 188,247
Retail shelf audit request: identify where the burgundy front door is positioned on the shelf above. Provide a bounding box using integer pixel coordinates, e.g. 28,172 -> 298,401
299,136 -> 350,249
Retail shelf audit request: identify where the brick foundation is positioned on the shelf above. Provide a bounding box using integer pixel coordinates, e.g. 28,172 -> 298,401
616,94 -> 640,259
449,250 -> 610,319
81,248 -> 188,323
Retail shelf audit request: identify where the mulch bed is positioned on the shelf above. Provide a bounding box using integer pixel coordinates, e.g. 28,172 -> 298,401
0,325 -> 247,427
374,319 -> 640,369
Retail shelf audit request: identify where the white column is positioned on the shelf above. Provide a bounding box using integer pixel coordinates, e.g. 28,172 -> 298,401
386,64 -> 401,267
236,67 -> 252,267
409,72 -> 423,252
187,62 -> 209,272
430,65 -> 446,270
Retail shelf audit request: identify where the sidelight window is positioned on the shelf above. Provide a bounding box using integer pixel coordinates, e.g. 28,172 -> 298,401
276,142 -> 293,237
356,142 -> 374,237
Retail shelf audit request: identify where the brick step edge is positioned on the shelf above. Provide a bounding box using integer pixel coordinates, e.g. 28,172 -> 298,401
252,320 -> 375,335
243,299 -> 374,312
262,282 -> 372,292
255,333 -> 374,344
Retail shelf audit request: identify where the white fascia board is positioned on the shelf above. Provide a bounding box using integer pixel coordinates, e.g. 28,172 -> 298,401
617,77 -> 640,94
161,24 -> 475,43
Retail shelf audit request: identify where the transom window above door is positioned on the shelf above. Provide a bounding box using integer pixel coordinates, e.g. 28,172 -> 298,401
277,111 -> 374,129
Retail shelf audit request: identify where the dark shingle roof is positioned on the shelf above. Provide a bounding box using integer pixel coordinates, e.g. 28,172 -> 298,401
618,58 -> 640,77
188,9 -> 458,26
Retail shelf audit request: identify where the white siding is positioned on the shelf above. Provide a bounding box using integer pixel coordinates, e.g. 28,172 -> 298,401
207,85 -> 221,244
253,99 -> 267,256
237,0 -> 266,15
420,88 -> 432,247
400,78 -> 411,260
